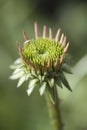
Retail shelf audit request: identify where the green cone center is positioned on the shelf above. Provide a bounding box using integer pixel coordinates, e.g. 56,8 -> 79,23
22,38 -> 63,67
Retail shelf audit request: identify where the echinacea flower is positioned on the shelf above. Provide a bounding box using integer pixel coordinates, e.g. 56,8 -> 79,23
10,22 -> 71,102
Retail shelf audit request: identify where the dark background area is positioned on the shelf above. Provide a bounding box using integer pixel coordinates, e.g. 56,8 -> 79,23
0,0 -> 87,130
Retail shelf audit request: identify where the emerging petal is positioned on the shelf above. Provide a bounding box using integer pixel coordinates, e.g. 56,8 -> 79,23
9,71 -> 24,80
39,82 -> 47,96
17,74 -> 26,88
27,79 -> 39,95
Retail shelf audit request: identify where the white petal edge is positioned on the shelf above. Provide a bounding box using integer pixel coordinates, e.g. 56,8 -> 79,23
48,78 -> 54,88
9,71 -> 24,80
10,64 -> 23,69
50,78 -> 54,87
17,75 -> 26,88
25,74 -> 30,80
13,68 -> 23,74
39,82 -> 46,96
14,58 -> 22,64
27,86 -> 35,96
27,79 -> 38,95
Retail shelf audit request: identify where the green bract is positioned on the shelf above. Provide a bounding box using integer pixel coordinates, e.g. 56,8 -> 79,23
10,22 -> 71,103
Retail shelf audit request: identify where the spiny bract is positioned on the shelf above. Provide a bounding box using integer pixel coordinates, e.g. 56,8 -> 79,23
10,22 -> 71,103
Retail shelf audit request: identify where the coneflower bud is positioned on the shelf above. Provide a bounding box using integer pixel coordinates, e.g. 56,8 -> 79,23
10,22 -> 72,103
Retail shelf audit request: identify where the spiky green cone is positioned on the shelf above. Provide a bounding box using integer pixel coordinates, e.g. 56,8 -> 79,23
10,22 -> 72,103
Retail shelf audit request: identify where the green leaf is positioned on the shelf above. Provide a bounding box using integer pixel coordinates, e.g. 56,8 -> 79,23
60,72 -> 72,91
62,67 -> 72,74
55,78 -> 63,88
61,64 -> 72,74
39,82 -> 46,96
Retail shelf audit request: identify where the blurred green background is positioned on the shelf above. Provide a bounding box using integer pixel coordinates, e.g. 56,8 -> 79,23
0,0 -> 87,130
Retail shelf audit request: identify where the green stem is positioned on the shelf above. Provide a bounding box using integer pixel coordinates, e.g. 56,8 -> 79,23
45,85 -> 63,130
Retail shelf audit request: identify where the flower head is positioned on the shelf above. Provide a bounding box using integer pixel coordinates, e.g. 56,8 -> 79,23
10,22 -> 71,102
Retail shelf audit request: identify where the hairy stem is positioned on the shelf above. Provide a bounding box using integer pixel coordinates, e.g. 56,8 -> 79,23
45,85 -> 63,130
